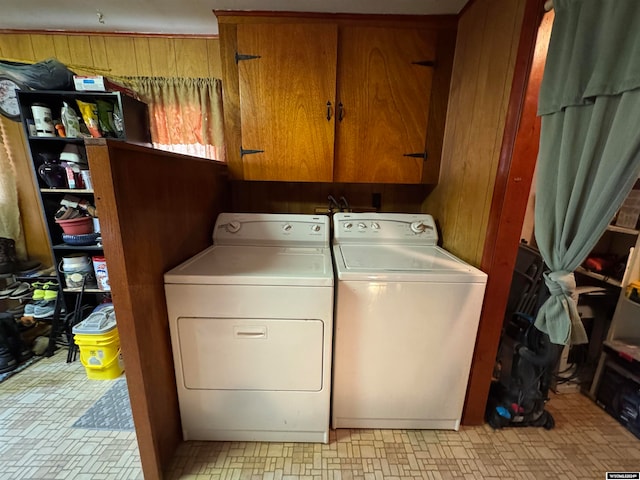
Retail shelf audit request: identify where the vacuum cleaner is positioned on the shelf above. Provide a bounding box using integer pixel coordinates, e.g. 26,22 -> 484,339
486,242 -> 559,430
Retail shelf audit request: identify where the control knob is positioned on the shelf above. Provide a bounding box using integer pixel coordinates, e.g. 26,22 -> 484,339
344,222 -> 353,230
226,221 -> 241,233
358,222 -> 367,230
371,222 -> 380,230
283,224 -> 293,232
410,221 -> 427,233
311,224 -> 321,232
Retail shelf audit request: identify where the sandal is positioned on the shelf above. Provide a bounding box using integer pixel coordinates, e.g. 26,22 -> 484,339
9,282 -> 33,299
0,281 -> 22,299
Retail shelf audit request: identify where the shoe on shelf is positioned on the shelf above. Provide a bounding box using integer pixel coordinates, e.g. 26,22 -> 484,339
23,303 -> 35,317
0,281 -> 22,299
19,265 -> 55,279
43,290 -> 58,301
24,301 -> 47,317
32,281 -> 58,301
32,336 -> 49,356
33,301 -> 56,319
14,260 -> 41,275
38,266 -> 55,277
0,313 -> 32,363
6,304 -> 25,319
8,282 -> 33,300
42,281 -> 59,291
0,340 -> 18,373
32,288 -> 45,301
0,237 -> 17,275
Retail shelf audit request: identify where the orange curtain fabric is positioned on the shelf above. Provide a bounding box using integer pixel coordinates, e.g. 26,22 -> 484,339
123,77 -> 225,161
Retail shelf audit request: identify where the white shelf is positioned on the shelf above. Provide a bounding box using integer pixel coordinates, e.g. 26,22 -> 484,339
606,224 -> 640,235
40,188 -> 94,194
575,266 -> 622,287
63,288 -> 110,294
603,338 -> 640,363
621,294 -> 640,308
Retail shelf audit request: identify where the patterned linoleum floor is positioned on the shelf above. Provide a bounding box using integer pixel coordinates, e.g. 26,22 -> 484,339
1,350 -> 639,480
0,350 -> 141,480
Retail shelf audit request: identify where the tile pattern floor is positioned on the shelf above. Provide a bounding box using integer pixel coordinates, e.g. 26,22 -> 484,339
0,350 -> 141,480
1,350 -> 639,480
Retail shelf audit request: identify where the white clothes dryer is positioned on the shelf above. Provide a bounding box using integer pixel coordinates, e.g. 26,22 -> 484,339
331,213 -> 487,430
164,213 -> 334,442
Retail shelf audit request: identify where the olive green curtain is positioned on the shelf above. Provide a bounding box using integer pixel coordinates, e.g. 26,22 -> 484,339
534,0 -> 640,345
122,76 -> 225,161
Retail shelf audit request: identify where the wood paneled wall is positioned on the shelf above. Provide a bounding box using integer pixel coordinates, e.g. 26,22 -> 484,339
464,0 -> 549,424
0,32 -> 222,265
422,0 -> 527,266
0,33 -> 221,78
231,181 -> 431,214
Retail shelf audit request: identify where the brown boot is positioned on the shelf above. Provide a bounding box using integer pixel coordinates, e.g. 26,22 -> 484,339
0,237 -> 16,274
0,313 -> 33,362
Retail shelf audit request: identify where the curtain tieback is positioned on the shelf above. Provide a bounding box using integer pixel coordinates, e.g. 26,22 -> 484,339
543,270 -> 576,299
541,270 -> 588,345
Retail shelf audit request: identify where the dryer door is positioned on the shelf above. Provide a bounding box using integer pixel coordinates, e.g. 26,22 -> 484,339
177,317 -> 324,391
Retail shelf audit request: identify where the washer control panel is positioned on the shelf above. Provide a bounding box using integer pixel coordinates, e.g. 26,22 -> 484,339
214,213 -> 329,246
334,213 -> 438,245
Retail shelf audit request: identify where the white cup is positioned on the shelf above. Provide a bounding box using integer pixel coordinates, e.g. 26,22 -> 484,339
31,104 -> 55,137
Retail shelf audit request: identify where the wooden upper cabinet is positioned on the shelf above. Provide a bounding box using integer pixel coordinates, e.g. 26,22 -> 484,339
237,23 -> 338,182
218,13 -> 456,184
334,27 -> 435,184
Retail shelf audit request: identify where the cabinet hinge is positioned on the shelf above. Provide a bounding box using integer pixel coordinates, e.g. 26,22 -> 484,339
240,147 -> 264,157
235,53 -> 261,64
403,152 -> 428,160
412,60 -> 436,67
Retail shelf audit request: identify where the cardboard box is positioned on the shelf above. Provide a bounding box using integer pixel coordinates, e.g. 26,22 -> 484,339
73,75 -> 138,99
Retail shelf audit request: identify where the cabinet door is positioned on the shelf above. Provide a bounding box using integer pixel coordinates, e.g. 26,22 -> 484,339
237,23 -> 338,182
334,27 -> 436,184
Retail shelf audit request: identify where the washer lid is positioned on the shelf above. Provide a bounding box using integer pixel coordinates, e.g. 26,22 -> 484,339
333,244 -> 487,282
165,245 -> 334,286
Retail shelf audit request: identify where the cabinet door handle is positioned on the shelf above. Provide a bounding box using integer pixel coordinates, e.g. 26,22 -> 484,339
338,102 -> 344,122
403,152 -> 428,160
326,101 -> 332,121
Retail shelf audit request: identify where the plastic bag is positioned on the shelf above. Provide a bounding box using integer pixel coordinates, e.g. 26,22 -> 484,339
76,100 -> 101,138
61,102 -> 81,138
0,58 -> 74,90
96,100 -> 116,137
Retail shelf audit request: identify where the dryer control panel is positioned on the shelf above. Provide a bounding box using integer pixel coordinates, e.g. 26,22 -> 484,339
333,213 -> 438,245
213,213 -> 330,247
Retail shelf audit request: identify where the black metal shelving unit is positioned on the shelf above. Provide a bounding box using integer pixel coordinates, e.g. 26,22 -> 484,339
16,89 -> 151,359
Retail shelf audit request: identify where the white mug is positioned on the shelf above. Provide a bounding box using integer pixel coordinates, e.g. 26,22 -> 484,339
31,104 -> 55,137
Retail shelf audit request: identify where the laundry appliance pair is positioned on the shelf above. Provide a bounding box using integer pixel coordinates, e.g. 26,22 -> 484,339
164,212 -> 487,442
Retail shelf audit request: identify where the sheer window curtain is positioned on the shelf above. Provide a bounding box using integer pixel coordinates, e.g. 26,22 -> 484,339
122,77 -> 225,161
534,0 -> 640,345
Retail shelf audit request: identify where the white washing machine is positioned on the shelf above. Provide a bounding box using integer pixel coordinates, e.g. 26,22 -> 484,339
164,213 -> 334,442
331,212 -> 487,431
